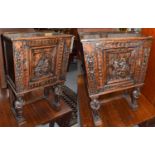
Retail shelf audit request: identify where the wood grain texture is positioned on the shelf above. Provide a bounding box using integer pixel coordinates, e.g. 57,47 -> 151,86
78,74 -> 155,127
0,88 -> 72,127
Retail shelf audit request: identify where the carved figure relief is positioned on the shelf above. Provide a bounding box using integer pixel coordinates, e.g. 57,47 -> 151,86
34,53 -> 52,78
30,47 -> 56,81
111,57 -> 130,79
107,49 -> 133,82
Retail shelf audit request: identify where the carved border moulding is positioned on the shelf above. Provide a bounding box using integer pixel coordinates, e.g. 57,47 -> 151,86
26,39 -> 58,47
14,41 -> 25,92
139,47 -> 151,83
97,40 -> 142,50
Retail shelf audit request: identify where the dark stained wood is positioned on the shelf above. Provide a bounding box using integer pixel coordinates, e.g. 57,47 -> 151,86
0,88 -> 72,127
0,28 -> 35,88
78,74 -> 155,127
78,30 -> 153,126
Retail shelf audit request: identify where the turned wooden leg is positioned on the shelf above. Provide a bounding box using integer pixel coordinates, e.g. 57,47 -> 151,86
53,85 -> 62,110
90,97 -> 102,126
130,88 -> 140,110
14,96 -> 25,125
44,85 -> 62,111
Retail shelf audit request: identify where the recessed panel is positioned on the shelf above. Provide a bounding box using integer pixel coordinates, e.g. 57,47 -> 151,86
30,46 -> 57,82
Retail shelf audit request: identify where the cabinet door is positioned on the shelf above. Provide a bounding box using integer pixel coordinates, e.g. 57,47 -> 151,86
103,47 -> 139,91
29,45 -> 57,82
27,38 -> 63,89
14,38 -> 62,91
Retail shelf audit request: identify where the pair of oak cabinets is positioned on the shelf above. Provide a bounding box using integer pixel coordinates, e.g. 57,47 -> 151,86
3,30 -> 152,126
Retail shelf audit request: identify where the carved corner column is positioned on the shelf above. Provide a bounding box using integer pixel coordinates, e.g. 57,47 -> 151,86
90,97 -> 102,126
14,96 -> 25,125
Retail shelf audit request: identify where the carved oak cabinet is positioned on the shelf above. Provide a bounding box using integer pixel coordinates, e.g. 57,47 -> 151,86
79,32 -> 152,126
3,32 -> 74,125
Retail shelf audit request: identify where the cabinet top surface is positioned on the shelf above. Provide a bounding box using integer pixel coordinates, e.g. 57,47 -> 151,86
79,32 -> 152,42
3,32 -> 73,41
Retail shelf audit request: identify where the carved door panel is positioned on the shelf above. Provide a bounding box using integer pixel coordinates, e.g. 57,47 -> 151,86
29,46 -> 57,82
103,47 -> 139,90
27,39 -> 62,89
13,39 -> 63,91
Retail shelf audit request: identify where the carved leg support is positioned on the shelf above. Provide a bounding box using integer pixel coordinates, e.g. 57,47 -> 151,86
90,97 -> 102,126
53,85 -> 62,110
44,85 -> 62,111
14,96 -> 25,125
130,88 -> 140,110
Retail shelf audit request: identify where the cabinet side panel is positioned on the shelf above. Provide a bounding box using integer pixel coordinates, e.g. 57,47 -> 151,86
3,39 -> 15,84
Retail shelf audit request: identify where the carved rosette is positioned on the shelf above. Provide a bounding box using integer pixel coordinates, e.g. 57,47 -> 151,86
26,39 -> 58,47
90,98 -> 100,110
99,40 -> 141,50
